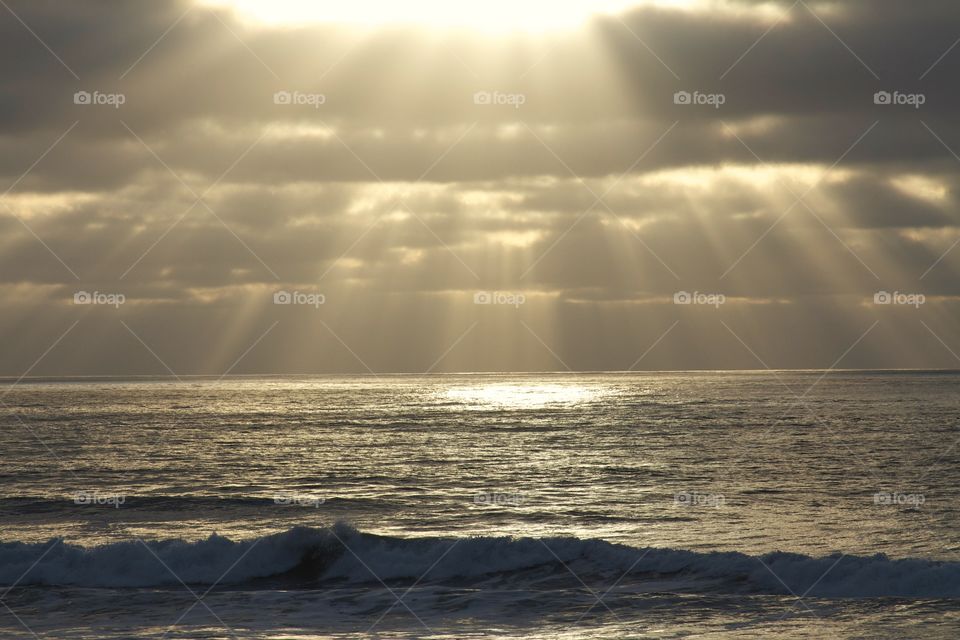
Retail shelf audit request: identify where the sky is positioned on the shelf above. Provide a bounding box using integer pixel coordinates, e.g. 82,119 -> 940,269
2,0 -> 960,375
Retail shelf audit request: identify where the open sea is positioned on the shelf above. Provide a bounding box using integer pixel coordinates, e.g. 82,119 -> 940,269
1,371 -> 959,638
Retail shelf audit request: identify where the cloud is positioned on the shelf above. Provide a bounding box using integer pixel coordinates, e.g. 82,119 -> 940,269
3,0 -> 960,372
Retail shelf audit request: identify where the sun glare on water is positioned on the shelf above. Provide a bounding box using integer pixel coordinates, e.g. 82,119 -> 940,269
200,0 -> 698,31
446,383 -> 598,408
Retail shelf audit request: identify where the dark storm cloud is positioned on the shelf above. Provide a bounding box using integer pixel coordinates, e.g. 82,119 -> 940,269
3,0 -> 960,181
4,0 -> 960,373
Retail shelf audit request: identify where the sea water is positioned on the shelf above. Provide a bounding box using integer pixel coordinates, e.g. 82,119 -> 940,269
1,372 -> 959,638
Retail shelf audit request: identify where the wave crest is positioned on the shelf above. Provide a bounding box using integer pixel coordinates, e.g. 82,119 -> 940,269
1,525 -> 958,597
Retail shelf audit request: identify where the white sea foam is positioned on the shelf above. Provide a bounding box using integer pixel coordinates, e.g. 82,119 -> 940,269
2,524 -> 959,598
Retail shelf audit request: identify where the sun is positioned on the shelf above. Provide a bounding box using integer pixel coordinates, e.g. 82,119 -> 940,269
198,0 -> 689,32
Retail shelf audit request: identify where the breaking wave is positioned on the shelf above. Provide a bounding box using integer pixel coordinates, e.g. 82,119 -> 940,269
2,524 -> 959,598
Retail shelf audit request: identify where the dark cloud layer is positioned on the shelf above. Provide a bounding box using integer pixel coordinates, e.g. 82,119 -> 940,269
2,0 -> 960,373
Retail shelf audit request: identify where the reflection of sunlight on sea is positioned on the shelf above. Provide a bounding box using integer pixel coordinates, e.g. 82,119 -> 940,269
444,383 -> 603,409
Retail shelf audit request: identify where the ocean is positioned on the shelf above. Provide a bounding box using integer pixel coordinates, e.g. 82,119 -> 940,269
1,371 -> 959,638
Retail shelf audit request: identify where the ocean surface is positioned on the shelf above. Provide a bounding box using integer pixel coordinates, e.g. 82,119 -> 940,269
1,371 -> 959,638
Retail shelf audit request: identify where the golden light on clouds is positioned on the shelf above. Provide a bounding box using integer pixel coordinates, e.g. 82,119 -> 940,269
4,0 -> 960,375
199,0 -> 667,31
890,175 -> 949,204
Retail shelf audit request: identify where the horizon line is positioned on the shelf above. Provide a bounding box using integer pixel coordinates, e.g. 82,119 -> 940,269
1,367 -> 959,382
